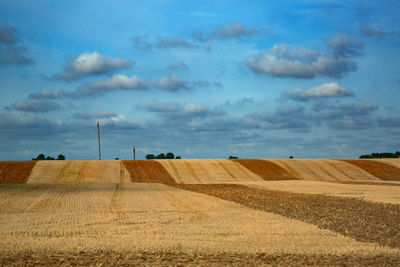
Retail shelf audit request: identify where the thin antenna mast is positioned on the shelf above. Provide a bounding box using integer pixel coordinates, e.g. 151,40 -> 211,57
97,121 -> 101,160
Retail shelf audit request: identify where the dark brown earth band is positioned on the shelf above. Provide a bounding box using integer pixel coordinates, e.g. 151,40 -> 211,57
122,160 -> 176,184
1,251 -> 399,266
0,161 -> 36,183
232,159 -> 298,180
338,159 -> 400,181
172,184 -> 400,249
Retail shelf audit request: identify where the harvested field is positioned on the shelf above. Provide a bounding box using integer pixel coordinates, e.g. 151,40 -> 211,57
173,184 -> 400,249
2,251 -> 400,266
232,159 -> 297,180
339,159 -> 400,181
243,180 -> 400,204
123,160 -> 176,183
0,183 -> 396,258
267,159 -> 379,181
157,159 -> 263,184
0,161 -> 36,183
374,158 -> 400,169
2,159 -> 400,265
28,160 -> 129,183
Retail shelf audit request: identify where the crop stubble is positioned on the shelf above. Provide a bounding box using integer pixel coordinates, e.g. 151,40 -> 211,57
339,159 -> 400,181
157,159 -> 263,184
0,183 -> 394,257
172,184 -> 400,249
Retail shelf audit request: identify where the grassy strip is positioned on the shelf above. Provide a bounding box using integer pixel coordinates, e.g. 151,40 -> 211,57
172,184 -> 400,249
339,159 -> 400,181
122,160 -> 176,184
0,161 -> 36,183
232,159 -> 298,180
1,251 -> 399,266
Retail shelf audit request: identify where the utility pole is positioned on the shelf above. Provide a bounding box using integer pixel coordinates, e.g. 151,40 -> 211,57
133,146 -> 136,160
97,121 -> 101,160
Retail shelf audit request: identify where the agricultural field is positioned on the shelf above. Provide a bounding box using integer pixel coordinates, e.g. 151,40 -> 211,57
0,159 -> 400,265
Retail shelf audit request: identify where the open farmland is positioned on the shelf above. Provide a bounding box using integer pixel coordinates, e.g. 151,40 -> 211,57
0,159 -> 400,265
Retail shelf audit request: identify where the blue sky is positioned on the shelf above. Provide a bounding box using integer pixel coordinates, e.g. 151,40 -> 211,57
0,0 -> 399,160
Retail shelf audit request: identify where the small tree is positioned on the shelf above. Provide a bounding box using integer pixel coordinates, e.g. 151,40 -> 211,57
46,156 -> 55,160
33,154 -> 46,160
166,152 -> 174,159
156,153 -> 166,159
146,154 -> 155,159
57,154 -> 65,160
175,155 -> 181,159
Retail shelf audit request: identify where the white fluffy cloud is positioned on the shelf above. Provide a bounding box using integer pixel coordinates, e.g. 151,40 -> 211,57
52,51 -> 133,81
282,82 -> 354,101
245,34 -> 363,79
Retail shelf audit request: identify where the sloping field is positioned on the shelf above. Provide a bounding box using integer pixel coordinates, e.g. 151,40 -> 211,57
374,158 -> 400,169
232,159 -> 297,180
123,160 -> 176,183
0,183 -> 397,260
157,159 -> 263,184
340,159 -> 400,181
28,160 -> 129,183
174,184 -> 400,249
0,161 -> 36,183
267,159 -> 380,181
244,180 -> 400,205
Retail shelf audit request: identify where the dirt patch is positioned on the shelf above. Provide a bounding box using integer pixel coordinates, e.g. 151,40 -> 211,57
232,159 -> 298,180
339,159 -> 400,181
123,160 -> 176,184
337,181 -> 400,186
172,184 -> 400,249
1,251 -> 399,266
0,161 -> 36,183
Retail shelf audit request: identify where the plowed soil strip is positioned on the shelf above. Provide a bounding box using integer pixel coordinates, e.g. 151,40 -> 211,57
337,181 -> 400,186
339,159 -> 400,181
172,184 -> 400,249
232,159 -> 297,180
122,160 -> 176,184
1,251 -> 399,266
0,161 -> 36,183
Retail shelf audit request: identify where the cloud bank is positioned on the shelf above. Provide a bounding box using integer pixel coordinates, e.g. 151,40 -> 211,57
245,34 -> 363,79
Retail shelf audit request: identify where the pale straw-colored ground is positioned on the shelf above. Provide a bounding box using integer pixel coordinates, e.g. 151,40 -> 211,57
0,182 -> 398,257
265,159 -> 379,181
241,180 -> 400,205
28,160 -> 130,183
157,159 -> 263,184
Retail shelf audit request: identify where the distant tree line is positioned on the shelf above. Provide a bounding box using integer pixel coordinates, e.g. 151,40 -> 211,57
32,154 -> 65,160
359,151 -> 400,159
228,156 -> 238,159
146,152 -> 181,159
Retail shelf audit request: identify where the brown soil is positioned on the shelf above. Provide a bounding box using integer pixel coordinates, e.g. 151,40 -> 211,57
0,161 -> 36,183
339,159 -> 400,181
232,159 -> 298,180
122,160 -> 176,183
173,184 -> 400,249
337,181 -> 400,186
1,251 -> 398,266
